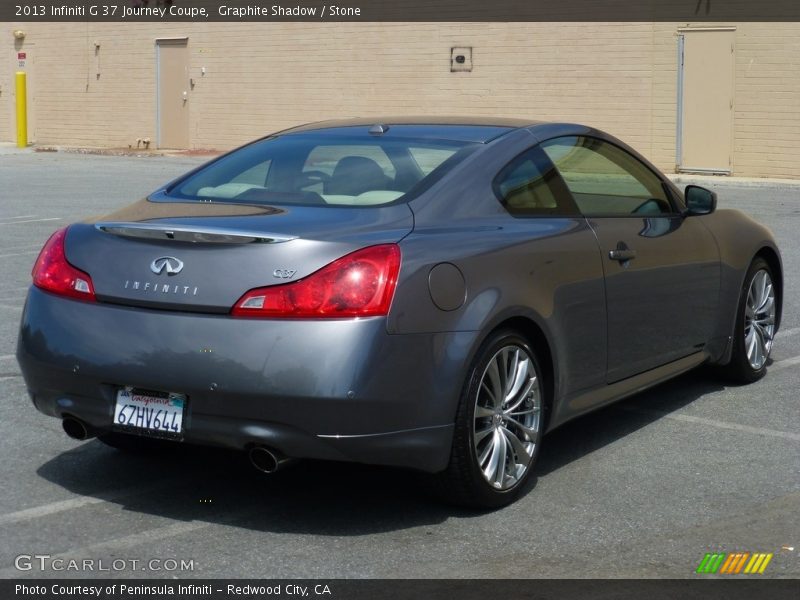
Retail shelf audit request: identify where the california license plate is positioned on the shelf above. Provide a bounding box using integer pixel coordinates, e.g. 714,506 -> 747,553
113,387 -> 186,439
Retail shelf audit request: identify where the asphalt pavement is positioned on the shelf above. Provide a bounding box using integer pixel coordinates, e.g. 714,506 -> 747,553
0,150 -> 798,579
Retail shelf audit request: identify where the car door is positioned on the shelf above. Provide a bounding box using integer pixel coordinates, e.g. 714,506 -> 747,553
540,136 -> 720,383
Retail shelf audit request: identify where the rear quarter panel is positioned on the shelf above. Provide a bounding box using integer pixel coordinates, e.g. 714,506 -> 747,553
390,130 -> 608,421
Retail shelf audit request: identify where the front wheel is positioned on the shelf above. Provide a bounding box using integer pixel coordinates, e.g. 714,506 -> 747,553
437,330 -> 545,508
725,258 -> 777,383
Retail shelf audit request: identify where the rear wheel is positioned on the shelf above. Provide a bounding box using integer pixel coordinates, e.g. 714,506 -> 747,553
437,330 -> 544,508
725,258 -> 776,383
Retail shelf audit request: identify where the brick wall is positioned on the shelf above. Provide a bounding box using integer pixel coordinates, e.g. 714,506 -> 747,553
2,22 -> 798,178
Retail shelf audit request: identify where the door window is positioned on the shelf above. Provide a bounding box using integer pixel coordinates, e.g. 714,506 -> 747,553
541,137 -> 674,216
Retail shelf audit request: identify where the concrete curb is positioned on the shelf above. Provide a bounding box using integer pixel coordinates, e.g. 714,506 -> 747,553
0,143 -> 223,159
667,174 -> 800,188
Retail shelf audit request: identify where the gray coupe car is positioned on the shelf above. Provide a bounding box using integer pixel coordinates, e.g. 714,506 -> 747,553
17,118 -> 782,507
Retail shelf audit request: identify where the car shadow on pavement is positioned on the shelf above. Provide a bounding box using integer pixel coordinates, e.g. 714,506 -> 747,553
35,367 -> 728,533
536,366 -> 727,476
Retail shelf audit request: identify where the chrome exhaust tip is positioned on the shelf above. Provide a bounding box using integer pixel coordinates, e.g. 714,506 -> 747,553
248,446 -> 292,474
62,417 -> 95,441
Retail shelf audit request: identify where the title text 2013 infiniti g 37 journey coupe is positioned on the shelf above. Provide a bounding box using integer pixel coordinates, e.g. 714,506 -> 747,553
17,118 -> 782,507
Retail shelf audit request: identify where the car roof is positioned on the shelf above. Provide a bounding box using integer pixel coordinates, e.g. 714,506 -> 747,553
279,116 -> 546,143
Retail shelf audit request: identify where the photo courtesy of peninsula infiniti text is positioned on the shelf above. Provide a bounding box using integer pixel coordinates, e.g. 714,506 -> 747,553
17,118 -> 783,507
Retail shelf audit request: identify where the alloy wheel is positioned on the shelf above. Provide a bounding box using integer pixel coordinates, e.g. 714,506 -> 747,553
473,345 -> 541,490
744,269 -> 776,370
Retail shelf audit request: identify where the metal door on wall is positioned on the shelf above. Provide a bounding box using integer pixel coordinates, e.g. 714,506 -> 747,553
156,38 -> 189,149
677,28 -> 735,174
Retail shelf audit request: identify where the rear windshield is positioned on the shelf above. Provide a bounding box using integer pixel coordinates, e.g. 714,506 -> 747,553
167,134 -> 478,207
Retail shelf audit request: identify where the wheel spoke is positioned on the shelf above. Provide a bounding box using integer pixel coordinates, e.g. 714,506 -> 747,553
755,315 -> 775,327
478,436 -> 493,467
480,380 -> 498,408
494,432 -> 508,487
745,305 -> 755,321
504,375 -> 536,415
504,415 -> 538,440
475,404 -> 494,419
746,327 -> 757,359
504,356 -> 530,405
756,294 -> 774,315
501,426 -> 532,464
474,425 -> 494,445
752,328 -> 764,368
496,352 -> 509,399
508,406 -> 541,417
756,271 -> 767,307
756,322 -> 773,343
485,360 -> 503,409
482,430 -> 504,486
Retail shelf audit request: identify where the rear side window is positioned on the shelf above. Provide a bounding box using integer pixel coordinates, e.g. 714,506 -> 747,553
493,147 -> 578,216
541,136 -> 673,216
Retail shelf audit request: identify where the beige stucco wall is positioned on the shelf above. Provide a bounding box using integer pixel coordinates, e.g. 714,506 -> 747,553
3,21 -> 799,178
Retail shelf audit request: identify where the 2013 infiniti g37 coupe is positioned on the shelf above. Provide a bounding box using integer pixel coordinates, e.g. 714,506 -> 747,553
17,118 -> 782,507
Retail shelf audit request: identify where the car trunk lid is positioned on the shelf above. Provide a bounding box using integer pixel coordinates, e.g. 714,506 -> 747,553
66,199 -> 413,313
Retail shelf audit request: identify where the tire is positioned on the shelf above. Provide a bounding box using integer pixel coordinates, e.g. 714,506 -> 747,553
97,432 -> 176,454
436,330 -> 545,509
724,258 -> 777,383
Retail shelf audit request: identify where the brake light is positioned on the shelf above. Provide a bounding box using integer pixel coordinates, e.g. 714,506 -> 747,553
232,244 -> 401,318
32,228 -> 96,301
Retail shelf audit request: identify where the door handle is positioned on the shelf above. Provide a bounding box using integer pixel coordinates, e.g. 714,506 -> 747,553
609,248 -> 637,262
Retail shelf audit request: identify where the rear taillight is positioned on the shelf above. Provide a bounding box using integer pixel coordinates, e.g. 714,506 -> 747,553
232,244 -> 401,319
32,227 -> 96,301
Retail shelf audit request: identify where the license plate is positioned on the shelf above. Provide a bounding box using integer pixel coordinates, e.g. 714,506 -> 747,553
113,387 -> 186,439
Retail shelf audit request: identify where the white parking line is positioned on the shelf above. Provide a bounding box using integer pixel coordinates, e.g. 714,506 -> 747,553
621,406 -> 800,442
779,326 -> 800,338
0,244 -> 43,252
0,218 -> 61,226
0,355 -> 15,361
0,507 -> 258,578
0,497 -> 108,527
1,215 -> 37,220
0,376 -> 21,382
0,522 -> 207,579
0,250 -> 40,259
771,355 -> 800,373
0,480 -> 184,527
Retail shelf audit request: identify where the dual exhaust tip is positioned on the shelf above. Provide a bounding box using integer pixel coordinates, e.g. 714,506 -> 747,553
62,417 -> 292,475
62,416 -> 95,441
248,446 -> 293,474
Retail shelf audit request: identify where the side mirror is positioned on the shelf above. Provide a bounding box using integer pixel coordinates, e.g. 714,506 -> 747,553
684,185 -> 717,216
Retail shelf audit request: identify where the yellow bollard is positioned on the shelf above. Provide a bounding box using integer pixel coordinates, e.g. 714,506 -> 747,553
16,71 -> 27,148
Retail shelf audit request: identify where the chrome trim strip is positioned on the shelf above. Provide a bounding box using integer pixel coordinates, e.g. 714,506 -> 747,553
317,423 -> 453,440
95,222 -> 297,244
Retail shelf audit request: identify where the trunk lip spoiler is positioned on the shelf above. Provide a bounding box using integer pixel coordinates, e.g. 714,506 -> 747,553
94,222 -> 297,244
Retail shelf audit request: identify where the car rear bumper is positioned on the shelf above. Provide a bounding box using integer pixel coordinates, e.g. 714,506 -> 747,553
17,287 -> 474,472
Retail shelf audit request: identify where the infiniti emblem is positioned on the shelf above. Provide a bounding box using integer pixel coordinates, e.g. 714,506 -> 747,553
150,256 -> 184,276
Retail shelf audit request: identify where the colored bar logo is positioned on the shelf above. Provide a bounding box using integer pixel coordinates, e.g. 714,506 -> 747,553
696,552 -> 773,574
